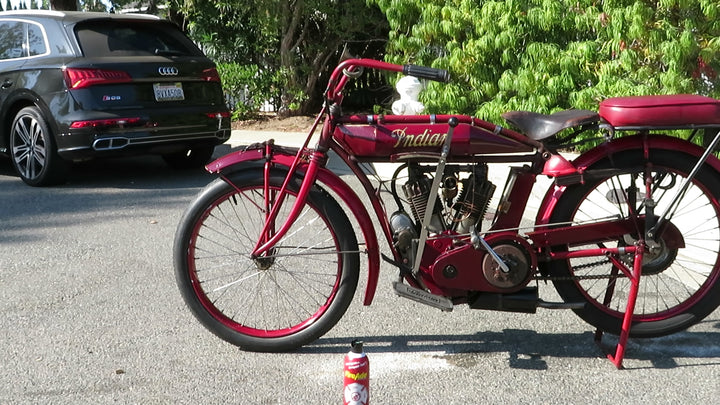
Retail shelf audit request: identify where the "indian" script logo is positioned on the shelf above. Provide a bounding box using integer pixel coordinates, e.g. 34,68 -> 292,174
392,127 -> 447,148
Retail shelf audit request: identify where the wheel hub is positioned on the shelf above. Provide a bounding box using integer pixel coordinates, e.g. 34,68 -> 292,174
253,251 -> 276,270
253,257 -> 275,270
621,234 -> 678,275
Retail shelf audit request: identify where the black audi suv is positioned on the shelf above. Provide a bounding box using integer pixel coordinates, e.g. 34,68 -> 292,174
0,10 -> 231,186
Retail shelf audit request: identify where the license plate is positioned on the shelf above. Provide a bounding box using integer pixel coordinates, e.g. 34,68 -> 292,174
153,82 -> 185,101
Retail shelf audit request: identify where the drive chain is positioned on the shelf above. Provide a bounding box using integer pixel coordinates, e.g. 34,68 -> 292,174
535,258 -> 626,282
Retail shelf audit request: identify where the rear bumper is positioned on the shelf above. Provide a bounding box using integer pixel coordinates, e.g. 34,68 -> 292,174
89,128 -> 230,151
57,128 -> 230,160
55,109 -> 231,160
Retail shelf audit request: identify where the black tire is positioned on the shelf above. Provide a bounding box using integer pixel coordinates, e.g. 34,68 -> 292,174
547,149 -> 720,337
9,106 -> 68,186
162,145 -> 214,169
174,169 -> 360,351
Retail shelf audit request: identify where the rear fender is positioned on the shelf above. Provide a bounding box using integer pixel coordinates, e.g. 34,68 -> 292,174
206,146 -> 382,305
536,134 -> 720,226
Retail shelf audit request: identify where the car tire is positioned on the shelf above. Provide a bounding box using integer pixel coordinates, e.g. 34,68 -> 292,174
9,106 -> 68,186
162,145 -> 215,170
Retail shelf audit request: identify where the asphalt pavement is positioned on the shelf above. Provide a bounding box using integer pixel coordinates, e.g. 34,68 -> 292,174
0,131 -> 719,404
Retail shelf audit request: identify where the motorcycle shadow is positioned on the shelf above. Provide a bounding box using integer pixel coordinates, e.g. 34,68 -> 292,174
303,323 -> 720,370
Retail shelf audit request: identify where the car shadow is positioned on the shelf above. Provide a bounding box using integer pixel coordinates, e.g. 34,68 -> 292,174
0,153 -> 215,190
0,142 -> 373,190
0,156 -> 15,176
67,155 -> 215,190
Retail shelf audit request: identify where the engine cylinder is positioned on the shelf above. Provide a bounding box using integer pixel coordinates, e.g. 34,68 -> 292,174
402,175 -> 446,233
454,165 -> 496,233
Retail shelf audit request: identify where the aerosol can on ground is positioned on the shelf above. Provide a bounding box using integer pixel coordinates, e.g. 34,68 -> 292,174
343,340 -> 369,405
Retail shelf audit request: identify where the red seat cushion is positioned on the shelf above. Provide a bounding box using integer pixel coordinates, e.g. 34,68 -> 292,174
599,95 -> 720,127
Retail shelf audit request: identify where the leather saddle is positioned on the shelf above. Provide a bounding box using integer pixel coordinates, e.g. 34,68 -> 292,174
501,109 -> 600,141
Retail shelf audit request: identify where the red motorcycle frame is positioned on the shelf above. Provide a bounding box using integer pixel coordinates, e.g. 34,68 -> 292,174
175,58 -> 720,368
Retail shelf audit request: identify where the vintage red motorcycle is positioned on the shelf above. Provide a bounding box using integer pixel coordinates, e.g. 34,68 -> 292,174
174,58 -> 720,368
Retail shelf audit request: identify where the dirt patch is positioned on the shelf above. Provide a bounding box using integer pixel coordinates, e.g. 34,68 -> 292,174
232,114 -> 317,132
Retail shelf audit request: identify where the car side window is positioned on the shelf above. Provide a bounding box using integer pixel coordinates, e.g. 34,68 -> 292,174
0,20 -> 48,60
0,21 -> 25,60
27,23 -> 48,56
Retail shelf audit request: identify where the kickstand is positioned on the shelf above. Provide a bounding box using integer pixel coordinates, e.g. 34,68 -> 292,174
593,243 -> 644,369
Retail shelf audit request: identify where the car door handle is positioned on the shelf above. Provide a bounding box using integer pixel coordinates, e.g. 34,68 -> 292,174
1,79 -> 12,89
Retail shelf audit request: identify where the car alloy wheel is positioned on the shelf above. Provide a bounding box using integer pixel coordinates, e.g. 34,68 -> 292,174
10,106 -> 67,186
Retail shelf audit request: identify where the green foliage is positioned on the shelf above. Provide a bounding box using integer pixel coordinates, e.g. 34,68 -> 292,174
36,1 -> 162,13
370,0 -> 720,133
174,0 -> 388,115
217,63 -> 281,120
168,0 -> 256,64
81,0 -> 110,11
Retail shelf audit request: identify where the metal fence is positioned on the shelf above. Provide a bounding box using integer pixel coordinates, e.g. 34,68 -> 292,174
224,90 -> 276,113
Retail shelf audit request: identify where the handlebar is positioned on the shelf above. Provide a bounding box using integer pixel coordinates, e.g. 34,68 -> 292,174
402,64 -> 450,83
325,58 -> 450,105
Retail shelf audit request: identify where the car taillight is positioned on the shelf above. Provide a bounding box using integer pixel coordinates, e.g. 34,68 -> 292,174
63,68 -> 132,89
206,111 -> 231,119
70,117 -> 142,129
201,67 -> 221,82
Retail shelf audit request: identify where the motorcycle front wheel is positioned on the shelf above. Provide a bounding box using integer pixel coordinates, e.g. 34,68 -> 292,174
174,169 -> 360,351
547,149 -> 720,337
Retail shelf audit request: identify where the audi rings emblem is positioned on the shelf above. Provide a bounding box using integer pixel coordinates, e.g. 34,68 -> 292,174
158,67 -> 179,76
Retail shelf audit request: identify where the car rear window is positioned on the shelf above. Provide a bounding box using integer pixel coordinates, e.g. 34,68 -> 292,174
75,20 -> 203,57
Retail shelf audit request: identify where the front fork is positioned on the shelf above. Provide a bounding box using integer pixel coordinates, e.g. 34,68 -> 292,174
252,147 -> 326,257
250,106 -> 332,258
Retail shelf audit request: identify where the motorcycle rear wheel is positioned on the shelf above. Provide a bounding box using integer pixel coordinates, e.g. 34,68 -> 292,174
174,169 -> 360,351
547,149 -> 720,337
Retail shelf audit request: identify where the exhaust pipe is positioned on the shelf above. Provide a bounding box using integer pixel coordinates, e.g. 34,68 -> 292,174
93,137 -> 129,151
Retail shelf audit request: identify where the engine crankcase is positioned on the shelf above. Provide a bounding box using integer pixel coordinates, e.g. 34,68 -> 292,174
430,233 -> 536,293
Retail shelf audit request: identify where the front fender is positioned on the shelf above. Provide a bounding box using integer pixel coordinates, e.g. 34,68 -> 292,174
535,134 -> 720,226
206,146 -> 382,305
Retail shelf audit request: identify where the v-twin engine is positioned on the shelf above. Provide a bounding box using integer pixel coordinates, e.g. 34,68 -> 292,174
388,163 -> 532,293
389,163 -> 497,261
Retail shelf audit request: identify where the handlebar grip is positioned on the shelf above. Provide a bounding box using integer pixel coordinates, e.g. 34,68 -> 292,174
403,64 -> 450,83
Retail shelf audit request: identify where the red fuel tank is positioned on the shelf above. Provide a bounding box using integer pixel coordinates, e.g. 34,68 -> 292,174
334,114 -> 533,160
